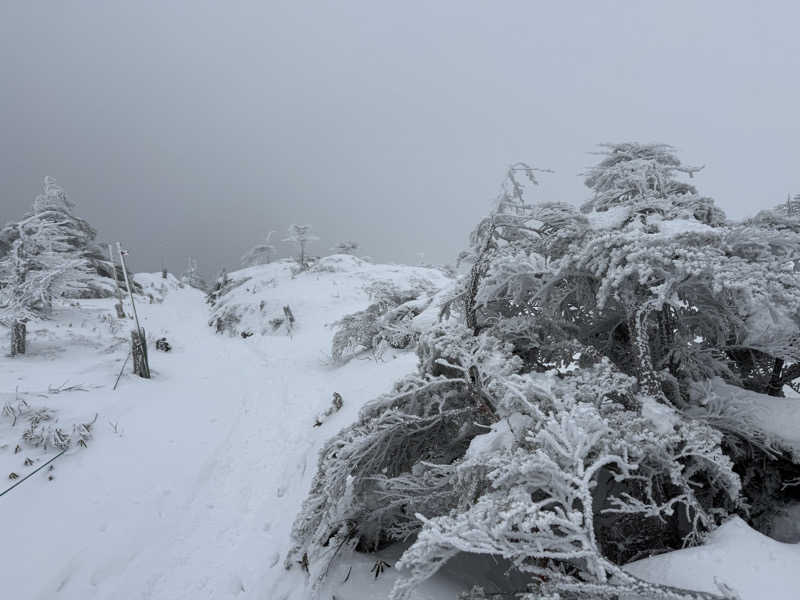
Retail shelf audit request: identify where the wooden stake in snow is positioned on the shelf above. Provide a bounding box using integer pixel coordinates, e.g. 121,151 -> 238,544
10,319 -> 26,356
117,243 -> 150,379
130,328 -> 150,378
108,244 -> 126,318
283,305 -> 295,334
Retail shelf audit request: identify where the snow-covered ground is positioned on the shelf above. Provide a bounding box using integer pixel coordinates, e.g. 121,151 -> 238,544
625,516 -> 800,600
1,258 -> 799,600
0,260 -> 459,599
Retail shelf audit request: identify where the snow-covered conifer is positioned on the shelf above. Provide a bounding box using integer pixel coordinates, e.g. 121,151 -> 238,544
180,257 -> 207,291
289,145 -> 800,600
284,224 -> 318,269
0,204 -> 94,353
0,177 -> 126,298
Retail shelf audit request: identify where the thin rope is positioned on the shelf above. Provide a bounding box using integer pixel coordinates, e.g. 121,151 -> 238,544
114,350 -> 132,390
0,447 -> 68,499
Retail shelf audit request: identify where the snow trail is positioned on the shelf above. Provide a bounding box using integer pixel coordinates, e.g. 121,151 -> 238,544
0,281 -> 416,599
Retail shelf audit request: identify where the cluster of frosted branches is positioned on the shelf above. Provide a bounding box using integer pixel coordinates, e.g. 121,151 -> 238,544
2,398 -> 96,451
389,367 -> 740,599
0,221 -> 93,323
330,280 -> 437,362
0,177 -> 124,303
290,143 -> 800,600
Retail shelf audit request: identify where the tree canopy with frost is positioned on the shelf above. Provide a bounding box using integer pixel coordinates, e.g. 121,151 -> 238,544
180,257 -> 207,291
287,143 -> 800,600
284,224 -> 318,269
0,178 -> 97,353
0,177 -> 130,299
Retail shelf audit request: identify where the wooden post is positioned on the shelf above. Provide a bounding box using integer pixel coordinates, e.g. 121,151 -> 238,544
130,328 -> 150,378
117,243 -> 150,379
283,305 -> 295,331
108,244 -> 126,318
10,319 -> 26,356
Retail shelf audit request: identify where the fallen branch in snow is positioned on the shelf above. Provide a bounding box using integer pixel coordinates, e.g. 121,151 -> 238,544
47,381 -> 89,394
313,392 -> 343,427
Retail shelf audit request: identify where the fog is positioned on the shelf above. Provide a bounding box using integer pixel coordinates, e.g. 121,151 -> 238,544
1,1 -> 798,276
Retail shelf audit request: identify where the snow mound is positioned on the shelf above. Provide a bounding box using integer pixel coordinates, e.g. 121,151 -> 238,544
625,516 -> 800,600
309,253 -> 370,272
706,378 -> 800,459
134,272 -> 184,303
208,258 -> 452,341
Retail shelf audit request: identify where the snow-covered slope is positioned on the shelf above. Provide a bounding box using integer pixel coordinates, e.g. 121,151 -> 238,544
0,260 -> 455,600
208,255 -> 451,341
134,271 -> 185,302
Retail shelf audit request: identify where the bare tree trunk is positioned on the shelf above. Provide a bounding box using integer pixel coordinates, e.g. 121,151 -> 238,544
10,319 -> 26,356
115,302 -> 125,318
628,310 -> 662,399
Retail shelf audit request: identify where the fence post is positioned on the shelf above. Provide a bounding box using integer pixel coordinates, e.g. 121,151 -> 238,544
117,243 -> 150,379
130,327 -> 150,378
283,305 -> 295,334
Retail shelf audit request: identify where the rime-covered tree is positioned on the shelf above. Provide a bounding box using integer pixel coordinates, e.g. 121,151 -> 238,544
288,143 -> 800,600
0,177 -> 128,298
241,231 -> 277,267
284,224 -> 318,269
331,240 -> 359,255
0,198 -> 94,354
180,257 -> 207,291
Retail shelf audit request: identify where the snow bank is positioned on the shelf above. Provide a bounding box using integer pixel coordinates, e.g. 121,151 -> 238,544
134,271 -> 184,302
625,516 -> 800,600
209,257 -> 451,341
706,377 -> 800,459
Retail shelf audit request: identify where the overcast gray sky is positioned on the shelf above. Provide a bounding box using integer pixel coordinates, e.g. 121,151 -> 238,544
1,1 -> 798,276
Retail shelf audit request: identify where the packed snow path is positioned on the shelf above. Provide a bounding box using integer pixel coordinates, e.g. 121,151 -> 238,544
0,282 -> 419,599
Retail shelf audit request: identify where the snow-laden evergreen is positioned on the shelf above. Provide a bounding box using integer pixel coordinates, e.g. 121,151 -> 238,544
285,224 -> 319,270
180,257 -> 208,291
0,177 -> 135,301
288,143 -> 800,600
